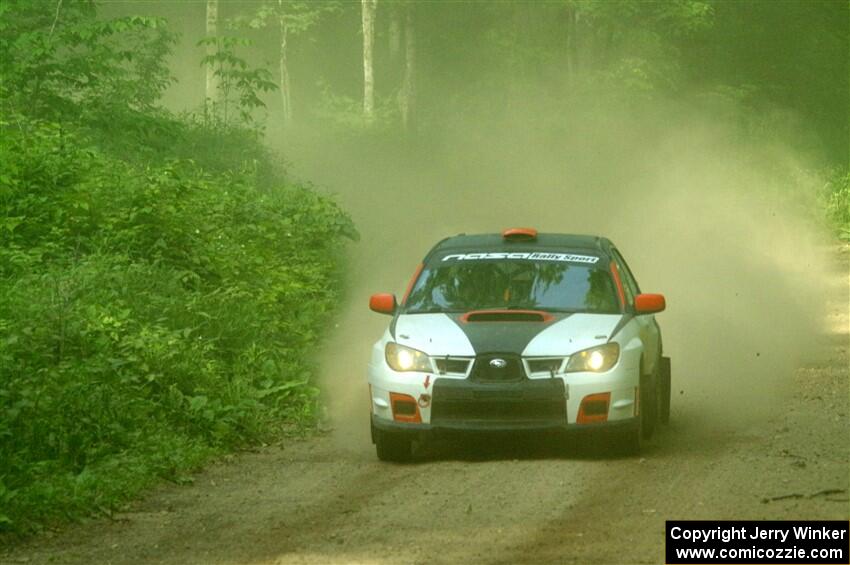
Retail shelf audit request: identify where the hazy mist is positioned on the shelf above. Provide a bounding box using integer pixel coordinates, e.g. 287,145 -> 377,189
275,100 -> 835,448
109,1 -> 842,448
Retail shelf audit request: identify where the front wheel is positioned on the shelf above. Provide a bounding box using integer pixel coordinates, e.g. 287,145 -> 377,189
374,428 -> 413,463
611,418 -> 642,456
659,356 -> 671,425
641,370 -> 659,440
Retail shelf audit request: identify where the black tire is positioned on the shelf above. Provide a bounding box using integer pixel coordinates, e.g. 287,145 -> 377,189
611,361 -> 662,456
659,356 -> 671,425
640,370 -> 658,440
611,418 -> 642,456
374,429 -> 413,463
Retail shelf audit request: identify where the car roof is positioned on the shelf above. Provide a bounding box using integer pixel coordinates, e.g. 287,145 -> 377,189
426,232 -> 614,260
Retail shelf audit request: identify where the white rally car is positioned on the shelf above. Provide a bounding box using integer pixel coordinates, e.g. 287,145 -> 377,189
367,228 -> 670,461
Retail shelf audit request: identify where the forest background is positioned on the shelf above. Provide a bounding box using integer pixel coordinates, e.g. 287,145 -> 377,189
0,0 -> 847,536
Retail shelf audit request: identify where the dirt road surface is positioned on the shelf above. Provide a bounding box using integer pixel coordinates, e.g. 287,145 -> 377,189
2,246 -> 847,565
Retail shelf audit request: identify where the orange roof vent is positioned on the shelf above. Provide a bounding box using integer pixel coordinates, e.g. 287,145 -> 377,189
502,227 -> 538,241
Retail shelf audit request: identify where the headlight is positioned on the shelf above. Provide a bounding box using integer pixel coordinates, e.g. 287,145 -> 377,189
385,342 -> 432,372
564,343 -> 619,373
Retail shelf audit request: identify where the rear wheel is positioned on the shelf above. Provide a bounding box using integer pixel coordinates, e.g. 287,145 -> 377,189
374,428 -> 413,463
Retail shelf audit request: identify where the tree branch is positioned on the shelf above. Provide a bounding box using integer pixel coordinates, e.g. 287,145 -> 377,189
49,0 -> 63,39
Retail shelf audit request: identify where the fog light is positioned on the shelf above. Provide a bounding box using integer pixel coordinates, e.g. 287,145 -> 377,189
390,392 -> 422,423
577,392 -> 611,424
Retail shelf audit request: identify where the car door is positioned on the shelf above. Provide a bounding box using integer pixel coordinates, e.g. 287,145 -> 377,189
612,248 -> 661,375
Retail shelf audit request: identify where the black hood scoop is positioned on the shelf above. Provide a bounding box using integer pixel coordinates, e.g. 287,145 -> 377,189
461,310 -> 552,323
450,311 -> 567,354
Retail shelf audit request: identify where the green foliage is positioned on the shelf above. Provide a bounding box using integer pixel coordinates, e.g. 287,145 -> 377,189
0,1 -> 177,119
199,36 -> 278,130
684,1 -> 848,164
312,79 -> 399,132
0,114 -> 354,534
240,0 -> 842,165
573,0 -> 714,97
0,2 -> 355,535
572,0 -> 713,37
234,1 -> 340,35
822,171 -> 850,241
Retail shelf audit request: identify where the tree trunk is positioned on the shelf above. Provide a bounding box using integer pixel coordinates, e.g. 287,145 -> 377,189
205,0 -> 219,104
278,3 -> 292,124
362,0 -> 377,122
399,2 -> 415,132
565,2 -> 577,85
388,4 -> 400,61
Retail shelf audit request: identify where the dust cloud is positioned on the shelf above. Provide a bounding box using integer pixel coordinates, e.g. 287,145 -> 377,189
273,94 -> 833,451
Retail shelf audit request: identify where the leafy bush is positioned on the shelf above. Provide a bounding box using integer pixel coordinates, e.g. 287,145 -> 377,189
0,115 -> 356,534
0,2 -> 176,120
0,2 -> 355,535
199,36 -> 278,130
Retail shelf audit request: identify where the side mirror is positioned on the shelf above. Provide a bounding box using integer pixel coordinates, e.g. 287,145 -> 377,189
369,293 -> 397,315
634,293 -> 666,314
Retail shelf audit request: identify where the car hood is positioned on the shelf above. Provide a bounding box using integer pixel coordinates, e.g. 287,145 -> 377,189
393,313 -> 622,357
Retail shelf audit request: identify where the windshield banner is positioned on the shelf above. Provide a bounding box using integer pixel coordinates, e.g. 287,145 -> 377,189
440,252 -> 600,264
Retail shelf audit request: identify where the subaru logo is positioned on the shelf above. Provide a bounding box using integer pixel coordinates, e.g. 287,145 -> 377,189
489,358 -> 507,369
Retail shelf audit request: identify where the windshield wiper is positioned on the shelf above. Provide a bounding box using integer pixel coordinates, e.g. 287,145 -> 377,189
502,305 -> 580,314
403,307 -> 464,314
405,306 -> 582,315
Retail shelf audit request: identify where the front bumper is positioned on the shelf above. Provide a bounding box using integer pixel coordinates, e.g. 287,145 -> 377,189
368,363 -> 639,427
372,413 -> 638,439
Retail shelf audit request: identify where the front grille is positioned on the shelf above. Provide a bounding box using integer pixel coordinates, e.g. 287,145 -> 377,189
526,358 -> 565,375
434,357 -> 472,375
470,354 -> 525,382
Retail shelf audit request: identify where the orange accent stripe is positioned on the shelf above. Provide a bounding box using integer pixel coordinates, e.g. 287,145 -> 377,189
389,392 -> 422,423
610,261 -> 626,310
401,262 -> 424,305
577,392 -> 611,424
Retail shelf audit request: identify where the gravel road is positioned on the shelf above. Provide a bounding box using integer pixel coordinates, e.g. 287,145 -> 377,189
2,250 -> 847,565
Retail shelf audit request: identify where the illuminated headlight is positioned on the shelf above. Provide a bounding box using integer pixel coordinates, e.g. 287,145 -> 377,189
385,342 -> 432,372
565,343 -> 620,373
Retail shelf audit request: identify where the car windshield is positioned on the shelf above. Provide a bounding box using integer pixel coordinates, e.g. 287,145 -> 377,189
404,256 -> 620,314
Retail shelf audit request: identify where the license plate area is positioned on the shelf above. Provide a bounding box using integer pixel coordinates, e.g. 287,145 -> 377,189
431,378 -> 567,425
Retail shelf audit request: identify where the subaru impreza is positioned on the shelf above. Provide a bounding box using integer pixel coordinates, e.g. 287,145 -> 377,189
367,228 -> 670,461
